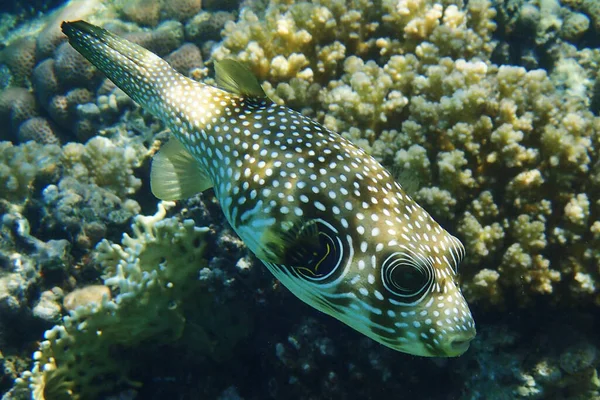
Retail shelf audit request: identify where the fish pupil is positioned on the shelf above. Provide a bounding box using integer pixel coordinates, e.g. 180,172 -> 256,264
391,263 -> 427,294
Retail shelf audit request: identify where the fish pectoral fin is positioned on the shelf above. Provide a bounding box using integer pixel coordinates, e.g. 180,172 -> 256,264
257,219 -> 321,266
150,139 -> 213,200
214,59 -> 267,99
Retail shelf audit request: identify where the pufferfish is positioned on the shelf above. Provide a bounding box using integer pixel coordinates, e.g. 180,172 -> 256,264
62,20 -> 476,357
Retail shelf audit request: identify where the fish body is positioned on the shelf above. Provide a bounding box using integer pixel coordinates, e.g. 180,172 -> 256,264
62,21 -> 476,357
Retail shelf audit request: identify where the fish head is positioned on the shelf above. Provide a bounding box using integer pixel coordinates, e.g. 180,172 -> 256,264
260,179 -> 475,358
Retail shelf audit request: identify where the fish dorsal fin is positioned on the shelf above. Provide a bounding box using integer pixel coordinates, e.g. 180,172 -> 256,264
150,139 -> 213,201
214,59 -> 267,98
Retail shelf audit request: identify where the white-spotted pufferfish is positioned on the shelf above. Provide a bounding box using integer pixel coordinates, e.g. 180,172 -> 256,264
62,20 -> 476,357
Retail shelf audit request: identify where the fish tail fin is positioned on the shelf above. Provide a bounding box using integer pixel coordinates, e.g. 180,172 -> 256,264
61,20 -> 179,114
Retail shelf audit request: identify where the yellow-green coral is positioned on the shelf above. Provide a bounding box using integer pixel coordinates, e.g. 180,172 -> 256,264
13,202 -> 207,399
12,201 -> 253,399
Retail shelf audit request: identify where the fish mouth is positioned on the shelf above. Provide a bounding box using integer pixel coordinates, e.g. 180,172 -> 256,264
449,338 -> 472,354
443,331 -> 476,356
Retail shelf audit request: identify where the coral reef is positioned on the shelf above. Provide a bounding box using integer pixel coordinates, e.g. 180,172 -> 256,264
165,43 -> 204,77
0,141 -> 62,204
0,209 -> 70,326
0,0 -> 209,144
0,135 -> 147,256
7,202 -> 252,399
1,0 -> 600,398
116,0 -> 202,27
213,0 -> 600,308
458,312 -> 600,400
0,38 -> 37,88
0,88 -> 42,143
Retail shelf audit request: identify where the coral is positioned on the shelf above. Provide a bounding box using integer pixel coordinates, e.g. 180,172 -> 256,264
211,0 -> 600,308
458,211 -> 504,266
39,177 -> 141,250
125,21 -> 185,57
0,0 -> 112,143
32,59 -> 61,105
560,12 -> 590,42
0,136 -> 147,252
12,202 -> 251,399
35,0 -> 103,59
456,316 -> 600,400
53,42 -> 99,88
117,0 -> 201,26
96,80 -> 134,115
0,37 -> 37,87
185,11 -> 236,43
118,0 -> 161,27
65,87 -> 94,108
65,88 -> 98,141
0,213 -> 40,323
8,91 -> 39,133
165,43 -> 203,76
35,26 -> 66,62
0,141 -> 61,204
0,88 -> 39,141
62,285 -> 110,312
513,341 -> 600,398
17,117 -> 59,145
393,60 -> 599,306
59,136 -> 144,198
28,136 -> 146,248
582,0 -> 600,32
214,0 -> 495,85
32,289 -> 63,323
162,0 -> 202,22
46,95 -> 70,127
42,87 -> 99,141
0,209 -> 70,325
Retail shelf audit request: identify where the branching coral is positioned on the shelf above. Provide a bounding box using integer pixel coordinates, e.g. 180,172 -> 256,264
59,136 -> 145,198
12,203 -> 206,399
212,0 -> 600,308
0,142 -> 61,204
8,202 -> 254,399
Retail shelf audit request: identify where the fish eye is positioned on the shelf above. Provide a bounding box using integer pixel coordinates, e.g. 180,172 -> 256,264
381,252 -> 434,303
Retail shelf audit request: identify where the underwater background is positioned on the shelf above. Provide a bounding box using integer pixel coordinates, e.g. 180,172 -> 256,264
0,0 -> 599,398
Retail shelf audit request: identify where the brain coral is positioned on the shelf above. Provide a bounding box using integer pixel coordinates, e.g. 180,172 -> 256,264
0,87 -> 39,141
53,42 -> 99,88
125,20 -> 185,57
162,0 -> 202,22
118,0 -> 162,27
32,59 -> 62,105
185,11 -> 236,43
213,0 -> 600,308
0,37 -> 37,87
17,117 -> 59,145
165,42 -> 204,76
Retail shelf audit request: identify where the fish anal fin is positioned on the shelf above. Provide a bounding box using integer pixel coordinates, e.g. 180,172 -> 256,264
150,139 -> 212,201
